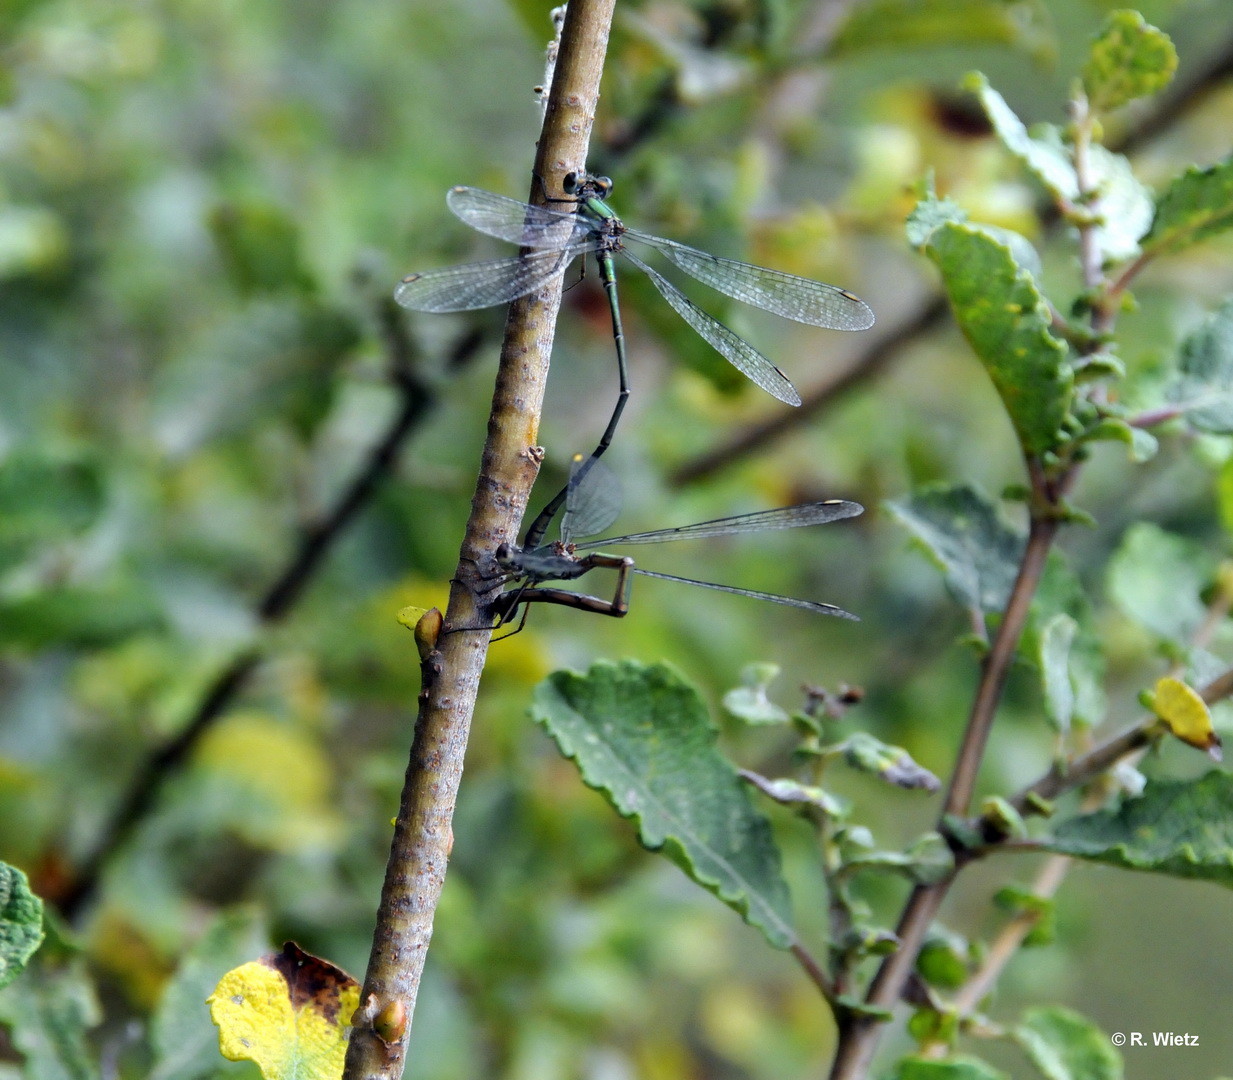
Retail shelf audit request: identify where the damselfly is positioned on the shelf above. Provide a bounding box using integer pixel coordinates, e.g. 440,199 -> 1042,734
396,174 -> 874,545
484,459 -> 863,633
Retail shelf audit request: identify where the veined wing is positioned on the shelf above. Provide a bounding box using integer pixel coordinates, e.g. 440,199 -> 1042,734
395,243 -> 587,312
624,230 -> 874,330
575,499 -> 863,548
620,249 -> 801,406
562,454 -> 622,545
447,187 -> 594,249
630,568 -> 859,620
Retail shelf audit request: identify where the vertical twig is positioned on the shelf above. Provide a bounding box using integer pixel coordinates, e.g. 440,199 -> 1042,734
340,4 -> 617,1077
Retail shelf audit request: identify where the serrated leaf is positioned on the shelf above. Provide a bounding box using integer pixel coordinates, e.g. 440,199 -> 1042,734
1148,676 -> 1221,758
1042,771 -> 1233,886
151,907 -> 268,1080
1106,523 -> 1209,643
911,196 -> 1072,454
1016,1006 -> 1122,1080
841,732 -> 940,791
1169,296 -> 1233,433
1083,10 -> 1177,114
830,0 -> 1053,60
886,484 -> 1024,614
1141,157 -> 1233,256
207,942 -> 359,1080
885,1055 -> 1010,1080
965,73 -> 1077,202
0,863 -> 43,991
532,660 -> 797,948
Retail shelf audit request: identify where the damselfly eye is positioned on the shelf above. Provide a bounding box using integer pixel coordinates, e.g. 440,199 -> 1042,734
494,543 -> 513,565
594,176 -> 613,196
562,172 -> 579,194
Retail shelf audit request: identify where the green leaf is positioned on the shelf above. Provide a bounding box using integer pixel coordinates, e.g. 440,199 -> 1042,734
840,732 -> 940,791
1087,146 -> 1154,263
532,660 -> 797,949
0,863 -> 43,991
0,453 -> 105,574
0,953 -> 101,1080
994,886 -> 1056,947
1141,156 -> 1233,256
909,195 -> 1073,455
1106,523 -> 1210,644
1016,1006 -> 1122,1080
965,73 -> 1077,202
885,1056 -> 1010,1080
830,0 -> 1053,60
1081,418 -> 1158,461
916,927 -> 973,991
722,663 -> 790,725
151,906 -> 269,1080
1042,771 -> 1233,886
1083,10 -> 1177,114
885,484 -> 1024,614
1035,613 -> 1077,732
1169,296 -> 1233,433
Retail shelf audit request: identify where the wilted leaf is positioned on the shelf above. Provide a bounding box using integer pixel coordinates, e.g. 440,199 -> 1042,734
740,772 -> 849,818
1106,523 -> 1210,644
1169,297 -> 1233,433
532,660 -> 797,948
0,863 -> 43,991
841,732 -> 940,791
886,484 -> 1024,614
1141,156 -> 1233,256
1148,676 -> 1221,758
207,942 -> 359,1080
151,907 -> 268,1080
1083,10 -> 1176,113
1043,771 -> 1233,886
909,195 -> 1072,455
1016,1006 -> 1122,1080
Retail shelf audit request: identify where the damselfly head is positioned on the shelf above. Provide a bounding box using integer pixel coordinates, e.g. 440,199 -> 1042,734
494,542 -> 515,567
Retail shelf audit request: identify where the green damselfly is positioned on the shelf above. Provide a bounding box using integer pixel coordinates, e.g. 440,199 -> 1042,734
485,456 -> 863,634
396,173 -> 874,544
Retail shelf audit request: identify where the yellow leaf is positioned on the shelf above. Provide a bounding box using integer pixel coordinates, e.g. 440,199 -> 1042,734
207,942 -> 360,1080
1151,677 -> 1223,759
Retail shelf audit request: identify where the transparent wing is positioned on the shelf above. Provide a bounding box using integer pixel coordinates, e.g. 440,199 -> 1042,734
562,454 -> 623,544
624,230 -> 874,330
630,568 -> 859,620
619,249 -> 802,406
447,186 -> 594,249
574,499 -> 863,548
395,243 -> 587,312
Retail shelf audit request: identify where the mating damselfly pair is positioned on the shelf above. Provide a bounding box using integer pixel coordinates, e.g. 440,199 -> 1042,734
397,174 -> 871,625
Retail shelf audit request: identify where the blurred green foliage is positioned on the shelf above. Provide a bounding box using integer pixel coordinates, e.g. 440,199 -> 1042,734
1,0 -> 1233,1078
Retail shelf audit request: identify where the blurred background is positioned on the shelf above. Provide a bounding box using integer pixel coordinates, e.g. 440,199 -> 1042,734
2,0 -> 1233,1077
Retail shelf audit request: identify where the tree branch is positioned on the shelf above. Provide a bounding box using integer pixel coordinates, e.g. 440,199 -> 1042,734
340,5 -> 617,1076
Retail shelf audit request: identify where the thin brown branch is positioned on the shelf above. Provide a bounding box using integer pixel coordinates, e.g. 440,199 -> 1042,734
340,4 -> 618,1076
